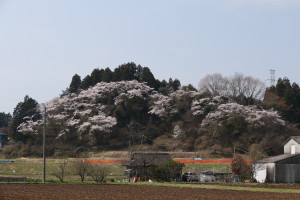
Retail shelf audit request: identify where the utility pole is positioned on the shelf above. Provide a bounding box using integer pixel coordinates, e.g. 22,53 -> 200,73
42,104 -> 46,183
233,146 -> 247,156
233,146 -> 235,156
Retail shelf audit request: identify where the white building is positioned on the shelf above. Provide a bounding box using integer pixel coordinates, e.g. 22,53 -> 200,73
253,136 -> 300,183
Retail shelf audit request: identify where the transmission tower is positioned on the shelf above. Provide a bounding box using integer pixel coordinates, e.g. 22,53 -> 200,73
269,69 -> 276,86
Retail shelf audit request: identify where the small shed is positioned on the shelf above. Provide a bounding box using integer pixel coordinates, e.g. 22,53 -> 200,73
122,152 -> 172,179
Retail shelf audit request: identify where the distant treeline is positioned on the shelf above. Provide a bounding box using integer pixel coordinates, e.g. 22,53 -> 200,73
264,78 -> 300,123
65,62 -> 182,95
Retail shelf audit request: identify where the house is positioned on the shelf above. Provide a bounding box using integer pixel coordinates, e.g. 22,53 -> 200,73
253,136 -> 300,183
122,152 -> 173,179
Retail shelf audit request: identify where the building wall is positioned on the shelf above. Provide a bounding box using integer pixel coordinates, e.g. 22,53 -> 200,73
276,164 -> 300,183
284,139 -> 300,154
266,163 -> 276,183
253,163 -> 267,183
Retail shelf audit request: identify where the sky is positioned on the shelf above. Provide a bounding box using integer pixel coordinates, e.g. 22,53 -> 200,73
1,0 -> 300,114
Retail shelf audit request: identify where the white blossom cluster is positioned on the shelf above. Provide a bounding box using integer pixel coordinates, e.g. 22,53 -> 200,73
17,119 -> 42,134
201,102 -> 285,128
148,93 -> 176,117
170,89 -> 199,99
149,90 -> 200,117
18,81 -> 161,139
79,80 -> 155,105
173,125 -> 186,140
191,95 -> 228,116
17,79 -> 285,141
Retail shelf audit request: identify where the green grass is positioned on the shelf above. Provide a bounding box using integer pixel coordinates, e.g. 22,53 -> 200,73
183,163 -> 231,173
0,158 -> 127,182
0,158 -> 231,183
133,182 -> 300,194
1,159 -> 228,178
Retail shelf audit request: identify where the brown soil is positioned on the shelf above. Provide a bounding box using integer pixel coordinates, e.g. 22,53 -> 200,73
0,184 -> 299,200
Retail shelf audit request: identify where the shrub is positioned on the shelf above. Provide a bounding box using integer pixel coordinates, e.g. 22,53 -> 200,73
73,159 -> 90,182
231,154 -> 251,182
88,164 -> 109,183
150,160 -> 181,182
52,160 -> 69,182
3,142 -> 22,158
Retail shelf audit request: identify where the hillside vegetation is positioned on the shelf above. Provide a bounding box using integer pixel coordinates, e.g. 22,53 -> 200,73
4,63 -> 300,158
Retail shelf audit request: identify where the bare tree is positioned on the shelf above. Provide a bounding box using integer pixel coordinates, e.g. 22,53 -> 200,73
52,160 -> 68,182
73,159 -> 90,182
88,164 -> 109,183
198,72 -> 266,104
198,73 -> 229,96
229,73 -> 266,102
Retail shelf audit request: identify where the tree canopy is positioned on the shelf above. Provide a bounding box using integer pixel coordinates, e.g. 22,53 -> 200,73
7,63 -> 300,158
10,95 -> 41,142
264,78 -> 300,123
0,112 -> 12,128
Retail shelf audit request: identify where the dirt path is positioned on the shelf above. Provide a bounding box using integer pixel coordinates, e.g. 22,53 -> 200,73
0,184 -> 299,200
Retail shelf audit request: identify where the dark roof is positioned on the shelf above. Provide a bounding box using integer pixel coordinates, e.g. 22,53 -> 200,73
0,132 -> 8,136
123,153 -> 172,167
255,154 -> 300,163
282,136 -> 300,145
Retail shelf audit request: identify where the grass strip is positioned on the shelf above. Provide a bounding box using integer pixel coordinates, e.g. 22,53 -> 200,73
132,182 -> 300,194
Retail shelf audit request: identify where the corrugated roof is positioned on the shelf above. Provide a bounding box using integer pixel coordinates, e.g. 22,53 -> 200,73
255,154 -> 300,163
282,136 -> 300,145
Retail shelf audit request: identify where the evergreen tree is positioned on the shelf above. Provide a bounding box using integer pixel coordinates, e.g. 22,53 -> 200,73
101,67 -> 113,82
0,112 -> 12,128
136,66 -> 158,89
90,68 -> 103,86
275,78 -> 285,97
81,75 -> 92,89
182,84 -> 197,91
113,62 -> 137,81
270,78 -> 300,122
172,79 -> 181,91
10,95 -> 41,142
69,74 -> 82,93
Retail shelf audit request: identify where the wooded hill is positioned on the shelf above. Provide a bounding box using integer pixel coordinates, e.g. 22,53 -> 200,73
7,63 -> 300,158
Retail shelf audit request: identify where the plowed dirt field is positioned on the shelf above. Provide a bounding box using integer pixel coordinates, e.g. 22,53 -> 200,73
0,184 -> 299,200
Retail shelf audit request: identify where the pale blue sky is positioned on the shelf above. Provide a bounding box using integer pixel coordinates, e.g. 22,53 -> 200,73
1,0 -> 300,114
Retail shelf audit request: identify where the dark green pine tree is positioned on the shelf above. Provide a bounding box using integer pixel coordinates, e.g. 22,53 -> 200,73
0,112 -> 12,128
275,78 -> 285,97
10,95 -> 41,142
136,66 -> 158,90
90,68 -> 103,86
182,84 -> 197,91
113,62 -> 138,81
172,79 -> 181,91
68,74 -> 82,93
101,67 -> 113,82
81,75 -> 92,90
273,77 -> 300,122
